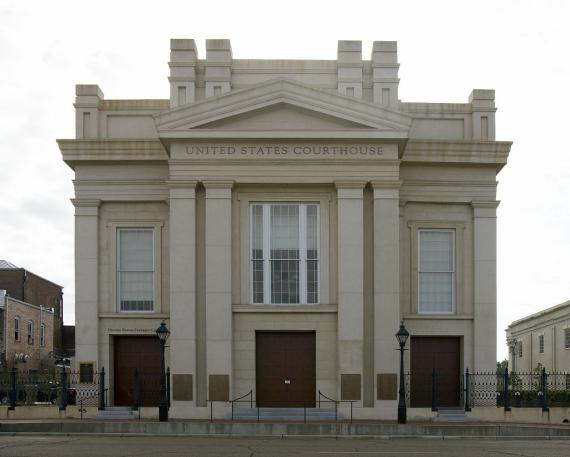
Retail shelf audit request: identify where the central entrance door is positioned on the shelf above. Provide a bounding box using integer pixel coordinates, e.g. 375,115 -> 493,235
256,332 -> 316,407
114,336 -> 161,407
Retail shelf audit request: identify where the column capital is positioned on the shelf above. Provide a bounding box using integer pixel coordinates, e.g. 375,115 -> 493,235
168,180 -> 197,199
71,198 -> 101,208
470,200 -> 500,209
334,180 -> 367,190
202,180 -> 234,190
371,180 -> 401,200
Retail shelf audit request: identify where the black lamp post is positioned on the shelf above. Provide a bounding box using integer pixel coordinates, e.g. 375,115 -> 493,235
395,321 -> 409,424
156,320 -> 170,422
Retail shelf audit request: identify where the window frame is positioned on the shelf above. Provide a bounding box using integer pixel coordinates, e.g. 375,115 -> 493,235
117,228 -> 155,313
79,363 -> 95,383
27,320 -> 34,345
408,221 -> 464,316
14,316 -> 20,342
417,228 -> 456,315
538,334 -> 544,354
564,327 -> 570,349
40,323 -> 46,347
107,220 -> 164,314
518,340 -> 523,358
249,202 -> 321,305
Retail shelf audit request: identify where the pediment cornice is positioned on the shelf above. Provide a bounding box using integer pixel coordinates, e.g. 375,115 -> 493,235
153,79 -> 412,139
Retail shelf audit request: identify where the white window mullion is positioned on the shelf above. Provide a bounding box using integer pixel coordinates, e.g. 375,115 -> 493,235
299,204 -> 307,304
262,204 -> 271,304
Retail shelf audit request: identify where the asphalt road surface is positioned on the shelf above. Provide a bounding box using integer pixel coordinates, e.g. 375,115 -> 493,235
0,436 -> 569,457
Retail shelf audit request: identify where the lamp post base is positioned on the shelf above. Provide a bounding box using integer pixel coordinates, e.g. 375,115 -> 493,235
159,404 -> 168,422
398,406 -> 407,424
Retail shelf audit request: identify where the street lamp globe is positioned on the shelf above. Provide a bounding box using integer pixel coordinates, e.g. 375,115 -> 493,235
395,321 -> 409,348
156,321 -> 170,345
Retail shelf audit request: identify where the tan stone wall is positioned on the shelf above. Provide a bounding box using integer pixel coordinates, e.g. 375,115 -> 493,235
97,201 -> 170,315
232,312 -> 337,400
4,297 -> 54,370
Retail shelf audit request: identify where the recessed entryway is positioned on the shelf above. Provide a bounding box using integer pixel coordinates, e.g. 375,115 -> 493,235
410,336 -> 461,407
255,332 -> 316,407
113,336 -> 161,406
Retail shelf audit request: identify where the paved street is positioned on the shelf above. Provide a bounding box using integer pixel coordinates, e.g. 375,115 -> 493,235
0,436 -> 569,457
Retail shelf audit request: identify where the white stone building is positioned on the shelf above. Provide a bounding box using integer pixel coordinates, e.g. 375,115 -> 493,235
506,300 -> 570,373
59,39 -> 511,419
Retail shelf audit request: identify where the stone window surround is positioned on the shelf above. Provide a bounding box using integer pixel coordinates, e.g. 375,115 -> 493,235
564,326 -> 570,350
408,221 -> 465,316
249,202 -> 320,305
538,333 -> 544,354
106,220 -> 164,314
238,190 -> 332,306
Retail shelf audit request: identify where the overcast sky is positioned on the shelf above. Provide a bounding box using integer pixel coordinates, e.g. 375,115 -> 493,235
0,0 -> 568,360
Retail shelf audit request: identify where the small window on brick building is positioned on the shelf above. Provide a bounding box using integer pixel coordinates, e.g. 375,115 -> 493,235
79,363 -> 94,383
40,323 -> 46,347
27,320 -> 34,345
14,316 -> 20,341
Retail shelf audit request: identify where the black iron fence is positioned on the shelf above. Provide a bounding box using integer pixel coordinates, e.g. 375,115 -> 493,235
406,368 -> 570,411
0,367 -> 107,411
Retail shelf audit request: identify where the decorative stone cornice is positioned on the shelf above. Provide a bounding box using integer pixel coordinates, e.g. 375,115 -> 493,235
370,180 -> 402,189
70,198 -> 101,208
58,139 -> 168,169
403,139 -> 511,171
334,180 -> 367,189
202,179 -> 234,189
470,200 -> 500,209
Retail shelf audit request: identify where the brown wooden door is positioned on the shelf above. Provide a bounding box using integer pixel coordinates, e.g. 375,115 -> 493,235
410,337 -> 460,408
114,336 -> 162,407
256,332 -> 316,407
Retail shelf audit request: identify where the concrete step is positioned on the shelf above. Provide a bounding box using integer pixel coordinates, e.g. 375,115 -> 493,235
94,406 -> 136,420
433,407 -> 475,422
229,407 -> 341,421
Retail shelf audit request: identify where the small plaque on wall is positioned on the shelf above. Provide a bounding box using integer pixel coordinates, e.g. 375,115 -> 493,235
209,374 -> 229,401
172,374 -> 193,401
341,374 -> 362,400
377,373 -> 397,400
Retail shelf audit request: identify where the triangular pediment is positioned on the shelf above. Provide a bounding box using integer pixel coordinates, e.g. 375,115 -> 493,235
198,103 -> 374,131
154,79 -> 412,139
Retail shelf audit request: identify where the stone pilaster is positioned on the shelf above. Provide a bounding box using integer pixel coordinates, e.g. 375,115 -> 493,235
205,39 -> 232,98
372,181 -> 400,414
371,42 -> 399,108
335,181 -> 366,402
72,199 -> 100,368
472,200 -> 499,372
74,85 -> 103,139
169,39 -> 197,107
168,181 -> 197,405
204,180 -> 233,400
337,41 -> 363,98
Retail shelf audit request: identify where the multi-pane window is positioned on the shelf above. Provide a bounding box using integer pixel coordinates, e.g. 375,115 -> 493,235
518,340 -> 523,357
418,230 -> 455,313
565,328 -> 570,349
40,324 -> 46,347
251,203 -> 319,304
538,334 -> 544,354
27,321 -> 34,345
118,229 -> 154,311
14,316 -> 20,341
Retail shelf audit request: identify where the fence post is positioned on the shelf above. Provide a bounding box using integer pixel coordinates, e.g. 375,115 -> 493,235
59,366 -> 68,411
8,366 -> 17,411
431,368 -> 438,412
132,368 -> 140,410
503,368 -> 511,412
541,368 -> 549,412
166,367 -> 171,409
464,368 -> 471,412
98,367 -> 106,410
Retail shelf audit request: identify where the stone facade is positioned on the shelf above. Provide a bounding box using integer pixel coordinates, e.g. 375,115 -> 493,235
0,293 -> 55,371
506,300 -> 570,373
59,39 -> 511,419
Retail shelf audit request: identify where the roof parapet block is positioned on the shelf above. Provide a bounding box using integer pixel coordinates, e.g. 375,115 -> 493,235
371,41 -> 399,107
337,40 -> 363,98
169,39 -> 198,107
205,39 -> 232,98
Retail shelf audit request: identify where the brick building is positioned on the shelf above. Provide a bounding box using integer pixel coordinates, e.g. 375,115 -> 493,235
0,290 -> 55,370
0,260 -> 64,354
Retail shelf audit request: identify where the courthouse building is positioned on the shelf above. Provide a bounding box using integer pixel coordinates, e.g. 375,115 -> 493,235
59,39 -> 511,418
